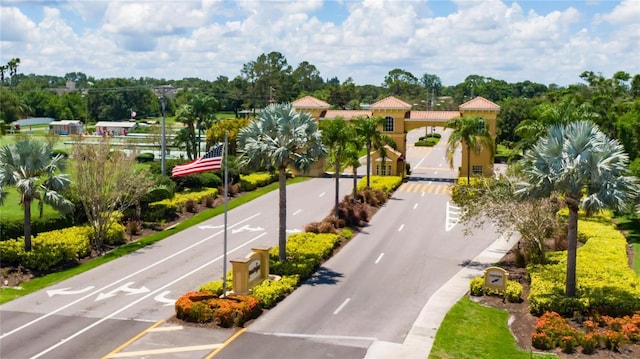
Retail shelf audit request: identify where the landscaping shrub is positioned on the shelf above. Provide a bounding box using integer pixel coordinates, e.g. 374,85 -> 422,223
251,275 -> 299,309
0,214 -> 74,241
0,226 -> 92,271
527,218 -> 640,317
357,176 -> 402,194
468,276 -> 523,303
532,311 -> 581,350
135,152 -> 154,163
239,172 -> 277,191
270,232 -> 340,280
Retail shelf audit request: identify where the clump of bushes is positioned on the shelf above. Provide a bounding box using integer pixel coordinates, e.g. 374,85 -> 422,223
239,172 -> 277,191
469,276 -> 523,303
175,292 -> 261,327
527,219 -> 640,317
0,226 -> 92,272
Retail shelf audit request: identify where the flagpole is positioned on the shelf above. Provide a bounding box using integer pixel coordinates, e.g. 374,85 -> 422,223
222,132 -> 229,297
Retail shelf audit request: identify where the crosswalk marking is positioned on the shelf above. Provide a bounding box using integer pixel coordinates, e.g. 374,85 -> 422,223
397,183 -> 451,195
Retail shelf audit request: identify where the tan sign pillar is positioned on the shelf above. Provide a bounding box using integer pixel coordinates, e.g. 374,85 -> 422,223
230,246 -> 271,294
484,266 -> 508,291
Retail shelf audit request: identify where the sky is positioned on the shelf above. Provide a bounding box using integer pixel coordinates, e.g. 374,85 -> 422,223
1,0 -> 639,87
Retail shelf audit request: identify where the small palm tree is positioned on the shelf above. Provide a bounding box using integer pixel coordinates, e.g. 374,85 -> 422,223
445,116 -> 494,184
0,138 -> 74,251
517,121 -> 639,297
353,116 -> 395,188
238,103 -> 326,261
320,118 -> 357,217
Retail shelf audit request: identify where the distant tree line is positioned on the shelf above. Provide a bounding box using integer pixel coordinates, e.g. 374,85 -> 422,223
1,53 -> 638,163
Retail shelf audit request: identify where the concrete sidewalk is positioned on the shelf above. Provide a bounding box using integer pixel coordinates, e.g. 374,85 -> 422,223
364,234 -> 515,359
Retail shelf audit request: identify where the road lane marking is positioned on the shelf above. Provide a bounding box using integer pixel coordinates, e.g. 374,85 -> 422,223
206,328 -> 246,358
103,320 -> 164,358
333,298 -> 351,315
398,224 -> 404,231
47,286 -> 95,297
319,192 -> 325,197
292,209 -> 302,215
107,344 -> 223,358
147,326 -> 183,332
375,253 -> 384,264
31,233 -> 266,358
413,203 -> 418,210
0,213 -> 262,340
153,290 -> 177,306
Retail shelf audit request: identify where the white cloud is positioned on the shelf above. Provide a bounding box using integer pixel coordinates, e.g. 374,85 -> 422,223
0,0 -> 637,86
0,6 -> 37,42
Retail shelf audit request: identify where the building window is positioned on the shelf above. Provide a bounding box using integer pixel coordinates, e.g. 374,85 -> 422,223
384,116 -> 394,132
375,165 -> 380,175
472,165 -> 483,175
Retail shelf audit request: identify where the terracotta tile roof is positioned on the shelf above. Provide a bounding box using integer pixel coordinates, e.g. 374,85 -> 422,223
459,96 -> 500,110
370,96 -> 412,110
321,110 -> 372,120
407,111 -> 460,121
291,96 -> 330,109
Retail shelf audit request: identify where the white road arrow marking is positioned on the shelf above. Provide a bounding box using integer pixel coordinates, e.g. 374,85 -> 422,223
286,228 -> 301,233
231,224 -> 264,234
95,282 -> 149,301
154,290 -> 177,306
198,224 -> 224,230
47,286 -> 95,297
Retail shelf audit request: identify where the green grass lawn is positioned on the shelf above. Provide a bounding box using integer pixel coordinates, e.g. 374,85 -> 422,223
0,177 -> 309,304
429,296 -> 557,359
0,188 -> 61,221
614,214 -> 640,274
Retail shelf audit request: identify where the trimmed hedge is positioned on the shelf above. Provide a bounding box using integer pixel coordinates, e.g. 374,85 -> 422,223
0,226 -> 92,272
527,219 -> 640,317
1,214 -> 74,241
239,172 -> 277,191
270,232 -> 341,280
251,275 -> 299,309
148,188 -> 218,221
469,276 -> 523,303
357,176 -> 403,193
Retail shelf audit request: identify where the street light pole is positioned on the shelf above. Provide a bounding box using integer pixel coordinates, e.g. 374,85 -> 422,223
160,88 -> 167,175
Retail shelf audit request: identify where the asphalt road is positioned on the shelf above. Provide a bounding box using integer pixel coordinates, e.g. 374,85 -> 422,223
213,128 -> 498,358
0,177 -> 353,359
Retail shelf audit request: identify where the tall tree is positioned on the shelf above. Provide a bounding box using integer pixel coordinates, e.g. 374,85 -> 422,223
72,138 -> 154,252
517,121 -> 639,297
320,118 -> 356,217
0,138 -> 74,251
445,116 -> 494,184
238,103 -> 326,261
352,116 -> 395,188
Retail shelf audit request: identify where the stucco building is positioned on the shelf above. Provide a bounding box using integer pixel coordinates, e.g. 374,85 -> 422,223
292,95 -> 500,179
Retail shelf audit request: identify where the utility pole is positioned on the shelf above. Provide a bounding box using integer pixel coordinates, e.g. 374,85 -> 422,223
158,85 -> 171,175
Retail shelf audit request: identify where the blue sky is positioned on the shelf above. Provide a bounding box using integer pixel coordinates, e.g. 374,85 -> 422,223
1,0 -> 638,86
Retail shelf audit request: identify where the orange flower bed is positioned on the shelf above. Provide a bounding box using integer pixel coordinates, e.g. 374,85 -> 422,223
175,291 -> 261,327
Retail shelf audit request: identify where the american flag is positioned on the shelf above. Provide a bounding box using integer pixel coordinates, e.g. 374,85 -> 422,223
171,144 -> 224,177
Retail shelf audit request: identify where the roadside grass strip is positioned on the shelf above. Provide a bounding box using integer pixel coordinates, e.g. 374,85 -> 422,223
429,296 -> 557,359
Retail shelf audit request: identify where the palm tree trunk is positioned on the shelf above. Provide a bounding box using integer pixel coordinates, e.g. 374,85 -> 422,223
352,167 -> 358,204
565,199 -> 579,297
278,167 -> 287,261
466,144 -> 471,184
23,199 -> 32,251
366,143 -> 371,188
334,158 -> 340,218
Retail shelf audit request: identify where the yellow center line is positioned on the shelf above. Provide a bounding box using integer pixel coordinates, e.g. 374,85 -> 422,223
206,328 -> 246,358
102,320 -> 164,359
107,344 -> 223,358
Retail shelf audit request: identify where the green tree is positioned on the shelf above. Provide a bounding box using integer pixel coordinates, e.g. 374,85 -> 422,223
320,118 -> 357,217
238,103 -> 326,261
517,121 -> 639,297
445,116 -> 494,184
72,138 -> 154,252
352,116 -> 395,188
0,138 -> 74,251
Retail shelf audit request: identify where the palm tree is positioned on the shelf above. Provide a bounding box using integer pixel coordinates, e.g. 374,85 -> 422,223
238,103 -> 326,261
445,116 -> 494,184
0,138 -> 74,251
320,118 -> 357,217
352,116 -> 395,188
517,121 -> 639,298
